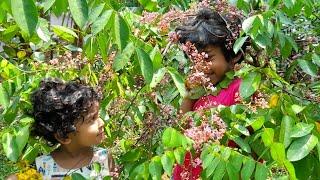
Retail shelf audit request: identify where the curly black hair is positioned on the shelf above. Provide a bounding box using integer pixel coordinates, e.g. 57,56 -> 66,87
176,8 -> 246,62
31,78 -> 101,145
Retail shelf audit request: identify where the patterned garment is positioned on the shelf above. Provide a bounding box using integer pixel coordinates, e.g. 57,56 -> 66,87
173,78 -> 242,180
35,147 -> 110,180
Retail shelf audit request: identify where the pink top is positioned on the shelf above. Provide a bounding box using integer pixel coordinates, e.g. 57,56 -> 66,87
193,78 -> 242,111
173,78 -> 242,180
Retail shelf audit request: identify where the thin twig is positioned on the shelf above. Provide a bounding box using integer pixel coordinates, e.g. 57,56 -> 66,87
271,81 -> 319,103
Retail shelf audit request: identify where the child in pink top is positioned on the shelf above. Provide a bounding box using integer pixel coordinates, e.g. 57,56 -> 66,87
172,7 -> 248,179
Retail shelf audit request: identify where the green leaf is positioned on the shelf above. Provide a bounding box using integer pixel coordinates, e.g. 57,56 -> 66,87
233,36 -> 248,54
42,0 -> 56,13
22,144 -> 40,163
15,125 -> 30,154
138,0 -> 157,11
167,67 -> 187,97
212,160 -> 226,180
88,3 -> 105,24
174,147 -> 186,165
279,116 -> 294,148
136,48 -> 154,84
52,25 -> 78,42
2,133 -> 19,162
112,42 -> 135,71
161,151 -> 175,176
228,152 -> 243,173
297,59 -> 318,77
240,72 -> 261,99
254,33 -> 271,48
92,162 -> 101,173
232,136 -> 251,153
162,128 -> 182,148
291,104 -> 305,114
261,128 -> 274,147
287,134 -> 319,161
0,83 -> 10,108
205,157 -> 220,178
92,10 -> 113,35
241,158 -> 255,180
312,53 -> 320,67
242,16 -> 257,33
11,0 -> 38,36
234,124 -> 250,136
284,160 -> 297,180
290,122 -> 314,138
36,18 -> 51,42
68,0 -> 88,29
149,156 -> 162,180
113,13 -> 129,50
150,68 -> 166,88
270,142 -> 286,164
255,163 -> 268,180
71,173 -> 86,180
202,153 -> 215,169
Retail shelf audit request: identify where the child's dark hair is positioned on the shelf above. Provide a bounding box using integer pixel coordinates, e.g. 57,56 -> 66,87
32,78 -> 101,145
176,8 -> 247,62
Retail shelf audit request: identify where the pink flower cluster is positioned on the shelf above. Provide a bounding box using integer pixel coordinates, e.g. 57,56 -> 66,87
180,41 -> 215,90
184,114 -> 226,149
158,9 -> 185,33
140,11 -> 159,24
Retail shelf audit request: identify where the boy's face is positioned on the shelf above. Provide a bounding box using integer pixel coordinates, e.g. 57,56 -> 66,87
69,101 -> 105,147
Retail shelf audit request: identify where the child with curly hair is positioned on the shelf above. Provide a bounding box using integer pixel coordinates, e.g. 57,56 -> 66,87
7,78 -> 115,179
172,6 -> 248,180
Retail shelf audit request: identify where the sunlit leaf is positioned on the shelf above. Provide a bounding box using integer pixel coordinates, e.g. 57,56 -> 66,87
113,13 -> 129,50
297,59 -> 318,77
261,128 -> 274,147
161,151 -> 175,176
167,67 -> 187,97
150,68 -> 166,88
52,25 -> 78,42
290,122 -> 314,138
174,147 -> 186,165
270,143 -> 286,164
279,116 -> 294,148
240,72 -> 261,99
11,0 -> 38,36
2,133 -> 19,162
136,48 -> 154,84
92,10 -> 113,35
212,160 -> 226,180
241,158 -> 255,180
233,36 -> 248,54
287,134 -> 318,161
68,0 -> 88,29
149,156 -> 162,180
112,42 -> 135,71
0,83 -> 10,108
255,163 -> 268,180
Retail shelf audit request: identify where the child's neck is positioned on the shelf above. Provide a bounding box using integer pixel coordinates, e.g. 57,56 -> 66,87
59,145 -> 92,158
51,145 -> 94,169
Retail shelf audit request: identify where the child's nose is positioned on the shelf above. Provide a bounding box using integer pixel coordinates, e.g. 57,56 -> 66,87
98,118 -> 105,127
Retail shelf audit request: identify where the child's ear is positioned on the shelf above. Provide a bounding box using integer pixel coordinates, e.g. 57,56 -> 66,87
54,133 -> 72,145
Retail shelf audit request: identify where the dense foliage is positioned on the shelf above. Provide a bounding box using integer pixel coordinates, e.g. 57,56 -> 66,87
0,0 -> 319,179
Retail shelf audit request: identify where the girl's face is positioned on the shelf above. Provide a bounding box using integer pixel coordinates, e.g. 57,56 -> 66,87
202,45 -> 234,85
70,101 -> 105,147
